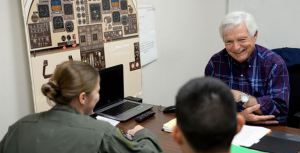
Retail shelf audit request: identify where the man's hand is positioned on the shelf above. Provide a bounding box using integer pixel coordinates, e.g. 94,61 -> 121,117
231,89 -> 263,114
240,104 -> 279,125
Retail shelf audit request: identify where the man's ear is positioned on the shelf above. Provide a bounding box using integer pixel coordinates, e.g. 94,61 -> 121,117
236,113 -> 245,134
172,125 -> 184,145
78,92 -> 87,105
253,31 -> 258,41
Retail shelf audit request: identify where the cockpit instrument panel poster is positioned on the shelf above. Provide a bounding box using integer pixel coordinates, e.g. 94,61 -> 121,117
21,0 -> 141,112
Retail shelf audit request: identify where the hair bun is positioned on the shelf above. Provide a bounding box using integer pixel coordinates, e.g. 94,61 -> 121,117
41,81 -> 60,100
48,80 -> 59,90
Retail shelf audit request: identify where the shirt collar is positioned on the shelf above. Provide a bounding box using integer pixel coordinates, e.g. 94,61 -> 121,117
246,45 -> 258,66
52,104 -> 80,114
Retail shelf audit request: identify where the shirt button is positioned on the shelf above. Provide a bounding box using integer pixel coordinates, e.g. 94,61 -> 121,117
240,74 -> 244,77
249,65 -> 251,68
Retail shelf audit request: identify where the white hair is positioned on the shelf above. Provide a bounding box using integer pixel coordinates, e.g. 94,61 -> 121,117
219,11 -> 258,40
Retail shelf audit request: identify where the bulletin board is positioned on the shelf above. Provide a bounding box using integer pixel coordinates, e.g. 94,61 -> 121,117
20,0 -> 141,112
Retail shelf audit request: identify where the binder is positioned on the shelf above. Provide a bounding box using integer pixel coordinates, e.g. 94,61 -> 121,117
250,135 -> 300,153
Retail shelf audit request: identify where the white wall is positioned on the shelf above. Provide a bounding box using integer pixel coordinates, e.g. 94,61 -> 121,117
0,0 -> 33,138
229,0 -> 300,49
0,0 -> 226,138
140,0 -> 226,106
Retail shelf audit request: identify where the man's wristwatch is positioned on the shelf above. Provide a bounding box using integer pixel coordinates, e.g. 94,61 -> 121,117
236,92 -> 250,111
240,92 -> 250,107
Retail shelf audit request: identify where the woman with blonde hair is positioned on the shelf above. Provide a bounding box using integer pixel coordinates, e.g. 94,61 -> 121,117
0,61 -> 162,153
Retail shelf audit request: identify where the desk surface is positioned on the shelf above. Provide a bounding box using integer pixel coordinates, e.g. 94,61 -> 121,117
117,106 -> 300,153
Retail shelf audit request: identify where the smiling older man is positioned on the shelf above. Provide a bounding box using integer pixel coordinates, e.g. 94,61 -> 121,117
205,11 -> 290,124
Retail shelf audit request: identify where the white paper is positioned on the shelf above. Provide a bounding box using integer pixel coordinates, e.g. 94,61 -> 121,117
232,125 -> 271,147
96,115 -> 120,126
138,5 -> 158,66
162,118 -> 176,133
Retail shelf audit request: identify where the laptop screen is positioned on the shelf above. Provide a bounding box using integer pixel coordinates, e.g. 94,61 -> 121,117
93,64 -> 124,111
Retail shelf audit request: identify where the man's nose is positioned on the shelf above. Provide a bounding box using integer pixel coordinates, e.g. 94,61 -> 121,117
232,41 -> 241,51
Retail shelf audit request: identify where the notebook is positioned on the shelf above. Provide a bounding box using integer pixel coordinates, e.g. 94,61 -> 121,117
93,64 -> 152,121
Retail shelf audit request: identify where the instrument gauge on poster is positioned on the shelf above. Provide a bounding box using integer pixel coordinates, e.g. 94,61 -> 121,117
90,3 -> 101,22
53,16 -> 64,29
102,0 -> 110,10
51,0 -> 62,12
112,11 -> 120,23
38,5 -> 50,18
63,3 -> 73,15
111,0 -> 120,9
104,16 -> 112,23
121,15 -> 128,25
65,21 -> 74,32
120,0 -> 127,10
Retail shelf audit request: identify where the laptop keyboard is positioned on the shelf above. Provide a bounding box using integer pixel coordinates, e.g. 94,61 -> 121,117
102,101 -> 139,116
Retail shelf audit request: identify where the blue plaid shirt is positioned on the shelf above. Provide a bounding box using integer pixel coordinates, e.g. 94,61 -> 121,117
205,45 -> 290,123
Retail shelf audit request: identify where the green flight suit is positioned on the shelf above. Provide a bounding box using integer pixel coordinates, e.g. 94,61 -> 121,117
0,105 -> 163,153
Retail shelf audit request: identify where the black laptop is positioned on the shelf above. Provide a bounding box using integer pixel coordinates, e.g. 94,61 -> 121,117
93,64 -> 152,121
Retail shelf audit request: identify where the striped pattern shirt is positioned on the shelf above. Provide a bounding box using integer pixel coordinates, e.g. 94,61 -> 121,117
205,45 -> 290,123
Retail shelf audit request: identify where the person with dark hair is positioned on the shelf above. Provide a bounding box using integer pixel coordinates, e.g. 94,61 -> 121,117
205,11 -> 289,124
0,61 -> 162,153
172,77 -> 245,153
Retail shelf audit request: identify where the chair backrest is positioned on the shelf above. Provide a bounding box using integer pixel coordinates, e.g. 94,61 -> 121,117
272,48 -> 300,128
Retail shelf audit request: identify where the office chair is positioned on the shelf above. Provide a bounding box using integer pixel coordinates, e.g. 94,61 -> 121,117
272,47 -> 300,128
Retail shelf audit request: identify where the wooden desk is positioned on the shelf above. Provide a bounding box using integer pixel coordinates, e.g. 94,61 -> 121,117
117,106 -> 300,153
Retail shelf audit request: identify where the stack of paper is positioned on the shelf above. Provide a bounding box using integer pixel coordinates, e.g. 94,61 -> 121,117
96,115 -> 120,126
162,118 -> 176,132
232,125 -> 271,147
